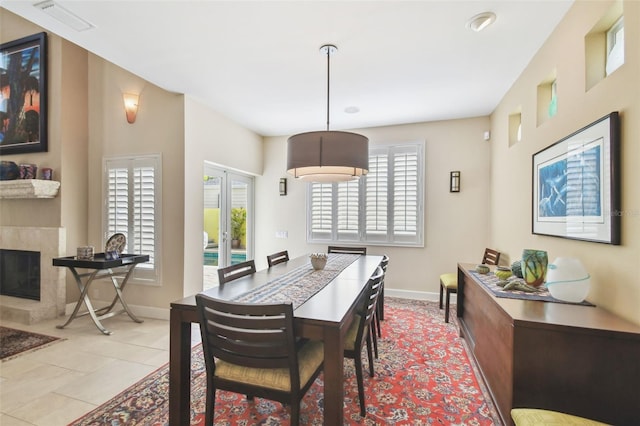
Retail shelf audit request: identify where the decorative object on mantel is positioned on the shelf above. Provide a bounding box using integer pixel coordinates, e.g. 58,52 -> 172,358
0,179 -> 60,198
545,257 -> 591,303
286,44 -> 369,183
18,163 -> 37,179
0,161 -> 19,180
41,167 -> 53,180
521,249 -> 548,287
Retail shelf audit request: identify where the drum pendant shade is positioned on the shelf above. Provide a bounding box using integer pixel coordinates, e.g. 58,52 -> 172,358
287,44 -> 368,182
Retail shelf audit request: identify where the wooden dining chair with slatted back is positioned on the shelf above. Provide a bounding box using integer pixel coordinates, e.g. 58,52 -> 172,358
217,259 -> 256,284
344,265 -> 384,417
371,255 -> 389,359
267,250 -> 289,267
327,246 -> 367,255
439,248 -> 500,323
196,294 -> 324,426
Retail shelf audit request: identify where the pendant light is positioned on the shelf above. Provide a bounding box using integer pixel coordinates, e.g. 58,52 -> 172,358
287,44 -> 369,182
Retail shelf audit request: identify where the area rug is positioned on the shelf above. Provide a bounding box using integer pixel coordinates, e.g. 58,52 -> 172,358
0,326 -> 63,361
69,298 -> 501,425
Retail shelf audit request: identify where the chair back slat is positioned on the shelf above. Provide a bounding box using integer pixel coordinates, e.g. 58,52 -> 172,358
355,266 -> 384,343
217,259 -> 257,284
197,296 -> 297,370
267,250 -> 289,267
482,248 -> 501,265
328,246 -> 367,255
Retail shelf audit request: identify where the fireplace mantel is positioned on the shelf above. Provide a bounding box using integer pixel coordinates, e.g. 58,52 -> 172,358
0,179 -> 60,199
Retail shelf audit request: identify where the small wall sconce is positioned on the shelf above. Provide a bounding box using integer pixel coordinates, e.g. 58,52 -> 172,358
122,93 -> 139,124
279,177 -> 287,196
450,171 -> 461,192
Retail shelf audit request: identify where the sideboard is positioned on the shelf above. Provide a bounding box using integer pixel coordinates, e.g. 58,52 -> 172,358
457,263 -> 640,426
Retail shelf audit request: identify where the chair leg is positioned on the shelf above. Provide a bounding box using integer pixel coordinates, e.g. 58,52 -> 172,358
371,319 -> 379,359
439,281 -> 444,309
290,400 -> 300,426
444,288 -> 451,323
205,387 -> 215,426
366,333 -> 376,378
354,352 -> 366,417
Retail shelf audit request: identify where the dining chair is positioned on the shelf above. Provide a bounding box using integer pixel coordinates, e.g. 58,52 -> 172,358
217,259 -> 256,284
371,255 -> 389,358
344,265 -> 384,417
327,246 -> 367,255
439,248 -> 501,322
267,250 -> 289,267
195,294 -> 324,426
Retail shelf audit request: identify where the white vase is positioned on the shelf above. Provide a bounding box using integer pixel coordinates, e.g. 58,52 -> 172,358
545,257 -> 590,303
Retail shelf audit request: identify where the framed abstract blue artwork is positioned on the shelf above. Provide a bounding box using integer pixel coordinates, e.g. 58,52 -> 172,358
532,112 -> 620,244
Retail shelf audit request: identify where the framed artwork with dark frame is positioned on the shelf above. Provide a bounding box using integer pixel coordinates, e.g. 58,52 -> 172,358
0,32 -> 48,155
532,112 -> 620,245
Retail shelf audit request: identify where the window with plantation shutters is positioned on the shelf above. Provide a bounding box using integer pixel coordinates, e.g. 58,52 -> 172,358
307,141 -> 423,247
104,154 -> 162,282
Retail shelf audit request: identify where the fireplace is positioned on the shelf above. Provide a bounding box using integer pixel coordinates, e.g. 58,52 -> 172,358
0,249 -> 41,300
0,226 -> 66,324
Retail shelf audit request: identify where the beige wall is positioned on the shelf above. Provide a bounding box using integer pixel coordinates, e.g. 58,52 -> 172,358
183,96 -> 263,297
86,55 -> 187,309
257,117 -> 493,296
490,0 -> 640,325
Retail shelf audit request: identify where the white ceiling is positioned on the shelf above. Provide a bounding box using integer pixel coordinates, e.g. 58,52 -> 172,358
1,0 -> 574,137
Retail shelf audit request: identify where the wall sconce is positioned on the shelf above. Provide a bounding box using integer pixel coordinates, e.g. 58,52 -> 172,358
122,93 -> 139,123
279,177 -> 287,196
450,171 -> 461,192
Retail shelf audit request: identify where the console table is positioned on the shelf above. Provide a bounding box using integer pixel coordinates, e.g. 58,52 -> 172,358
457,263 -> 640,426
53,253 -> 149,335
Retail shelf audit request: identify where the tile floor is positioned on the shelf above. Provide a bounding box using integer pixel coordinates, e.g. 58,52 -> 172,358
0,313 -> 199,425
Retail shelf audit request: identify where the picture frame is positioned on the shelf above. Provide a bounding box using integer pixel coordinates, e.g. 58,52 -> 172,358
532,112 -> 620,245
0,32 -> 48,155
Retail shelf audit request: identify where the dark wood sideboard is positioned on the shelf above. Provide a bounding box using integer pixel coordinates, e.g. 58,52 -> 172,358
457,263 -> 640,426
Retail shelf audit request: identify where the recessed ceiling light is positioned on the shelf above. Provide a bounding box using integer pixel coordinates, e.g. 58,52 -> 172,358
344,106 -> 360,114
466,12 -> 496,32
34,0 -> 94,32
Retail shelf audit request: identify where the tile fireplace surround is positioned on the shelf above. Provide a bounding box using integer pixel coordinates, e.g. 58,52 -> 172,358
0,226 -> 66,324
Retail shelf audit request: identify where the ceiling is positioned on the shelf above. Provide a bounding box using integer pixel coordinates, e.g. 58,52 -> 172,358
1,0 -> 574,137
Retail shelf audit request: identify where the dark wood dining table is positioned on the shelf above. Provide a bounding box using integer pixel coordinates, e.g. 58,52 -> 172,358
169,253 -> 383,425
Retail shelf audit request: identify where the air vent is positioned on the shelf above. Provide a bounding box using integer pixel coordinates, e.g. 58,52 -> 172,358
34,0 -> 94,32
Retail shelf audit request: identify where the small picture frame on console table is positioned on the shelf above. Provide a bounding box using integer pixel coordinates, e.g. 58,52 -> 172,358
532,112 -> 620,245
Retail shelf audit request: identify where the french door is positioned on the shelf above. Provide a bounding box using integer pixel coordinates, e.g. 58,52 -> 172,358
203,163 -> 253,285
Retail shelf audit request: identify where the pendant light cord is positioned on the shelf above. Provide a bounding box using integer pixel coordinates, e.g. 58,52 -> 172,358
326,46 -> 331,131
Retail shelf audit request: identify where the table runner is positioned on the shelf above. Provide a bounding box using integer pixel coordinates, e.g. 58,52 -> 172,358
469,270 -> 595,306
231,253 -> 361,308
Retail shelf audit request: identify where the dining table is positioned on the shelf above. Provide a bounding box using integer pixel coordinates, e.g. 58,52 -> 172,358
169,253 -> 384,425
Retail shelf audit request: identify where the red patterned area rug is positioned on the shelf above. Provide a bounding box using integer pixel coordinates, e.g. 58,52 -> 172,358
0,326 -> 63,361
69,298 -> 500,425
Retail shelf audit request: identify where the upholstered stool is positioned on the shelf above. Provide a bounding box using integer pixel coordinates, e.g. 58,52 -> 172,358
511,408 -> 611,425
439,272 -> 457,323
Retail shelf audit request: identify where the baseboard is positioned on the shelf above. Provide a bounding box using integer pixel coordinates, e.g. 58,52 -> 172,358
385,288 -> 457,304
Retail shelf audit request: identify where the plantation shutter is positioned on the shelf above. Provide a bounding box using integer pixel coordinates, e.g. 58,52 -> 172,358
307,141 -> 423,247
309,183 -> 333,240
392,147 -> 419,242
104,155 -> 161,280
365,152 -> 389,242
337,180 -> 360,240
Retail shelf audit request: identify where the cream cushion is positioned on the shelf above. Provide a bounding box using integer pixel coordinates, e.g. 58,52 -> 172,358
440,272 -> 458,290
511,408 -> 610,426
214,340 -> 323,392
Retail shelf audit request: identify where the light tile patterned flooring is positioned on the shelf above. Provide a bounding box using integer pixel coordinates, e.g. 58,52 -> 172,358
0,313 -> 198,426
